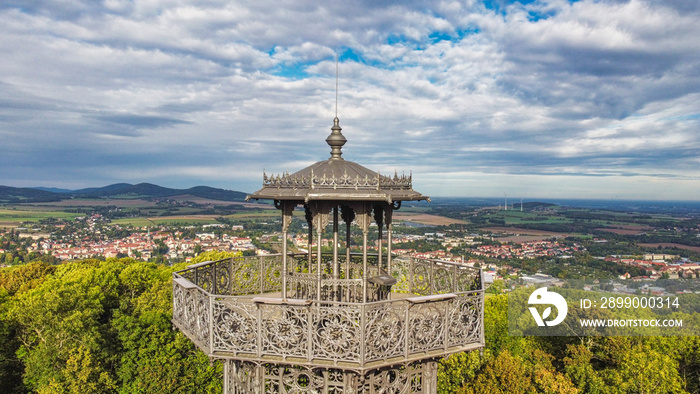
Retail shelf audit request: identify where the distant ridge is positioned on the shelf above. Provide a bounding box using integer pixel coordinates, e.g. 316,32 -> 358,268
72,183 -> 134,196
75,183 -> 176,198
0,186 -> 62,203
0,183 -> 248,203
33,187 -> 74,194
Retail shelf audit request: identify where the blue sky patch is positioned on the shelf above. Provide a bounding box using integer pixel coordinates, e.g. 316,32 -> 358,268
339,47 -> 363,63
271,62 -> 310,79
429,31 -> 454,44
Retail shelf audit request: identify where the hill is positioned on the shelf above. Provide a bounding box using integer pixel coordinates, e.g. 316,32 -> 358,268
0,186 -> 63,203
184,186 -> 247,202
32,187 -> 74,194
0,183 -> 248,203
71,183 -> 134,196
74,183 -> 177,198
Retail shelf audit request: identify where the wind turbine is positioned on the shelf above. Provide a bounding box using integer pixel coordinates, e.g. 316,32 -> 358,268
504,193 -> 507,211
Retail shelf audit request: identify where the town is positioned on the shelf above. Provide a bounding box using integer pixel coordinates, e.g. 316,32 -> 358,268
2,202 -> 699,296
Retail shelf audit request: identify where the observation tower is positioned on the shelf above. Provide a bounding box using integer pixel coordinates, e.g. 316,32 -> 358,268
172,116 -> 484,393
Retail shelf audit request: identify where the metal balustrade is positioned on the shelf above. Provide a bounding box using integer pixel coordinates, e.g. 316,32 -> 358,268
172,254 -> 484,371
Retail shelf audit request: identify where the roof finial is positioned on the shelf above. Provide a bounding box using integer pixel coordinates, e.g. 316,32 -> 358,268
326,116 -> 346,160
335,54 -> 339,117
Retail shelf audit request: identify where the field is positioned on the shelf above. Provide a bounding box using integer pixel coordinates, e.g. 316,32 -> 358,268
111,215 -> 221,227
594,227 -> 652,235
481,226 -> 573,242
393,212 -> 468,226
168,194 -> 267,208
484,211 -> 570,225
0,208 -> 83,228
638,243 -> 700,253
28,198 -> 160,208
0,194 -> 278,229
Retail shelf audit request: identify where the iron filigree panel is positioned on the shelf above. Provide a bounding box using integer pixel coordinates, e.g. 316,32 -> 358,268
225,359 -> 258,393
260,304 -> 309,359
224,360 -> 435,394
432,265 -> 453,294
174,286 -> 211,351
262,364 -> 326,394
447,295 -> 482,347
172,281 -> 185,323
456,268 -> 480,292
231,258 -> 262,295
411,264 -> 431,296
312,304 -> 361,363
320,278 -> 363,303
195,289 -> 210,348
263,255 -> 283,292
357,361 -> 436,394
364,302 -> 406,362
215,260 -> 232,295
408,302 -> 444,353
288,273 -> 317,300
197,264 -> 215,292
212,298 -> 258,354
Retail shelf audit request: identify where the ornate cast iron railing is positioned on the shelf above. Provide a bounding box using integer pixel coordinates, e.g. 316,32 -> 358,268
178,254 -> 479,298
180,255 -> 284,296
172,254 -> 484,371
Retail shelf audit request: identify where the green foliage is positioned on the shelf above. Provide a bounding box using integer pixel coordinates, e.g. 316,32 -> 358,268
0,261 -> 56,296
437,350 -> 483,393
458,349 -> 578,394
1,256 -> 698,393
112,278 -> 221,393
487,279 -> 506,294
0,288 -> 25,393
189,250 -> 242,265
39,345 -> 117,394
610,342 -> 685,393
450,292 -> 697,394
483,294 -> 533,357
0,258 -> 221,393
563,344 -> 606,394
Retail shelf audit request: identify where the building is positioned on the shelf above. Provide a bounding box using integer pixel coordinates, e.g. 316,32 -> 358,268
172,116 -> 484,393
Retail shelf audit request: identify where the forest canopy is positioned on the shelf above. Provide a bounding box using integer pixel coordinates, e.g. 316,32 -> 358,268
1,255 -> 698,393
0,253 -> 231,394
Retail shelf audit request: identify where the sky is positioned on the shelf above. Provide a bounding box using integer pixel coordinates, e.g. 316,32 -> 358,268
1,0 -> 699,200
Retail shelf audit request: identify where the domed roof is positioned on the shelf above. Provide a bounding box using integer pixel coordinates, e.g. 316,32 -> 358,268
247,117 -> 429,203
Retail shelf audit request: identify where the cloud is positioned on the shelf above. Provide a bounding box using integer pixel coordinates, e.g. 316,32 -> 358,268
91,113 -> 191,130
0,0 -> 698,199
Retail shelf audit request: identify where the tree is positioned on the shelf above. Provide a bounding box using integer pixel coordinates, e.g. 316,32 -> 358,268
39,345 -> 117,394
1,258 -> 222,393
0,288 -> 25,393
483,294 -> 532,358
438,350 -> 483,393
0,261 -> 56,296
487,279 -> 505,294
603,341 -> 686,394
9,259 -> 122,390
459,350 -> 533,394
563,344 -> 605,394
112,277 -> 221,393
